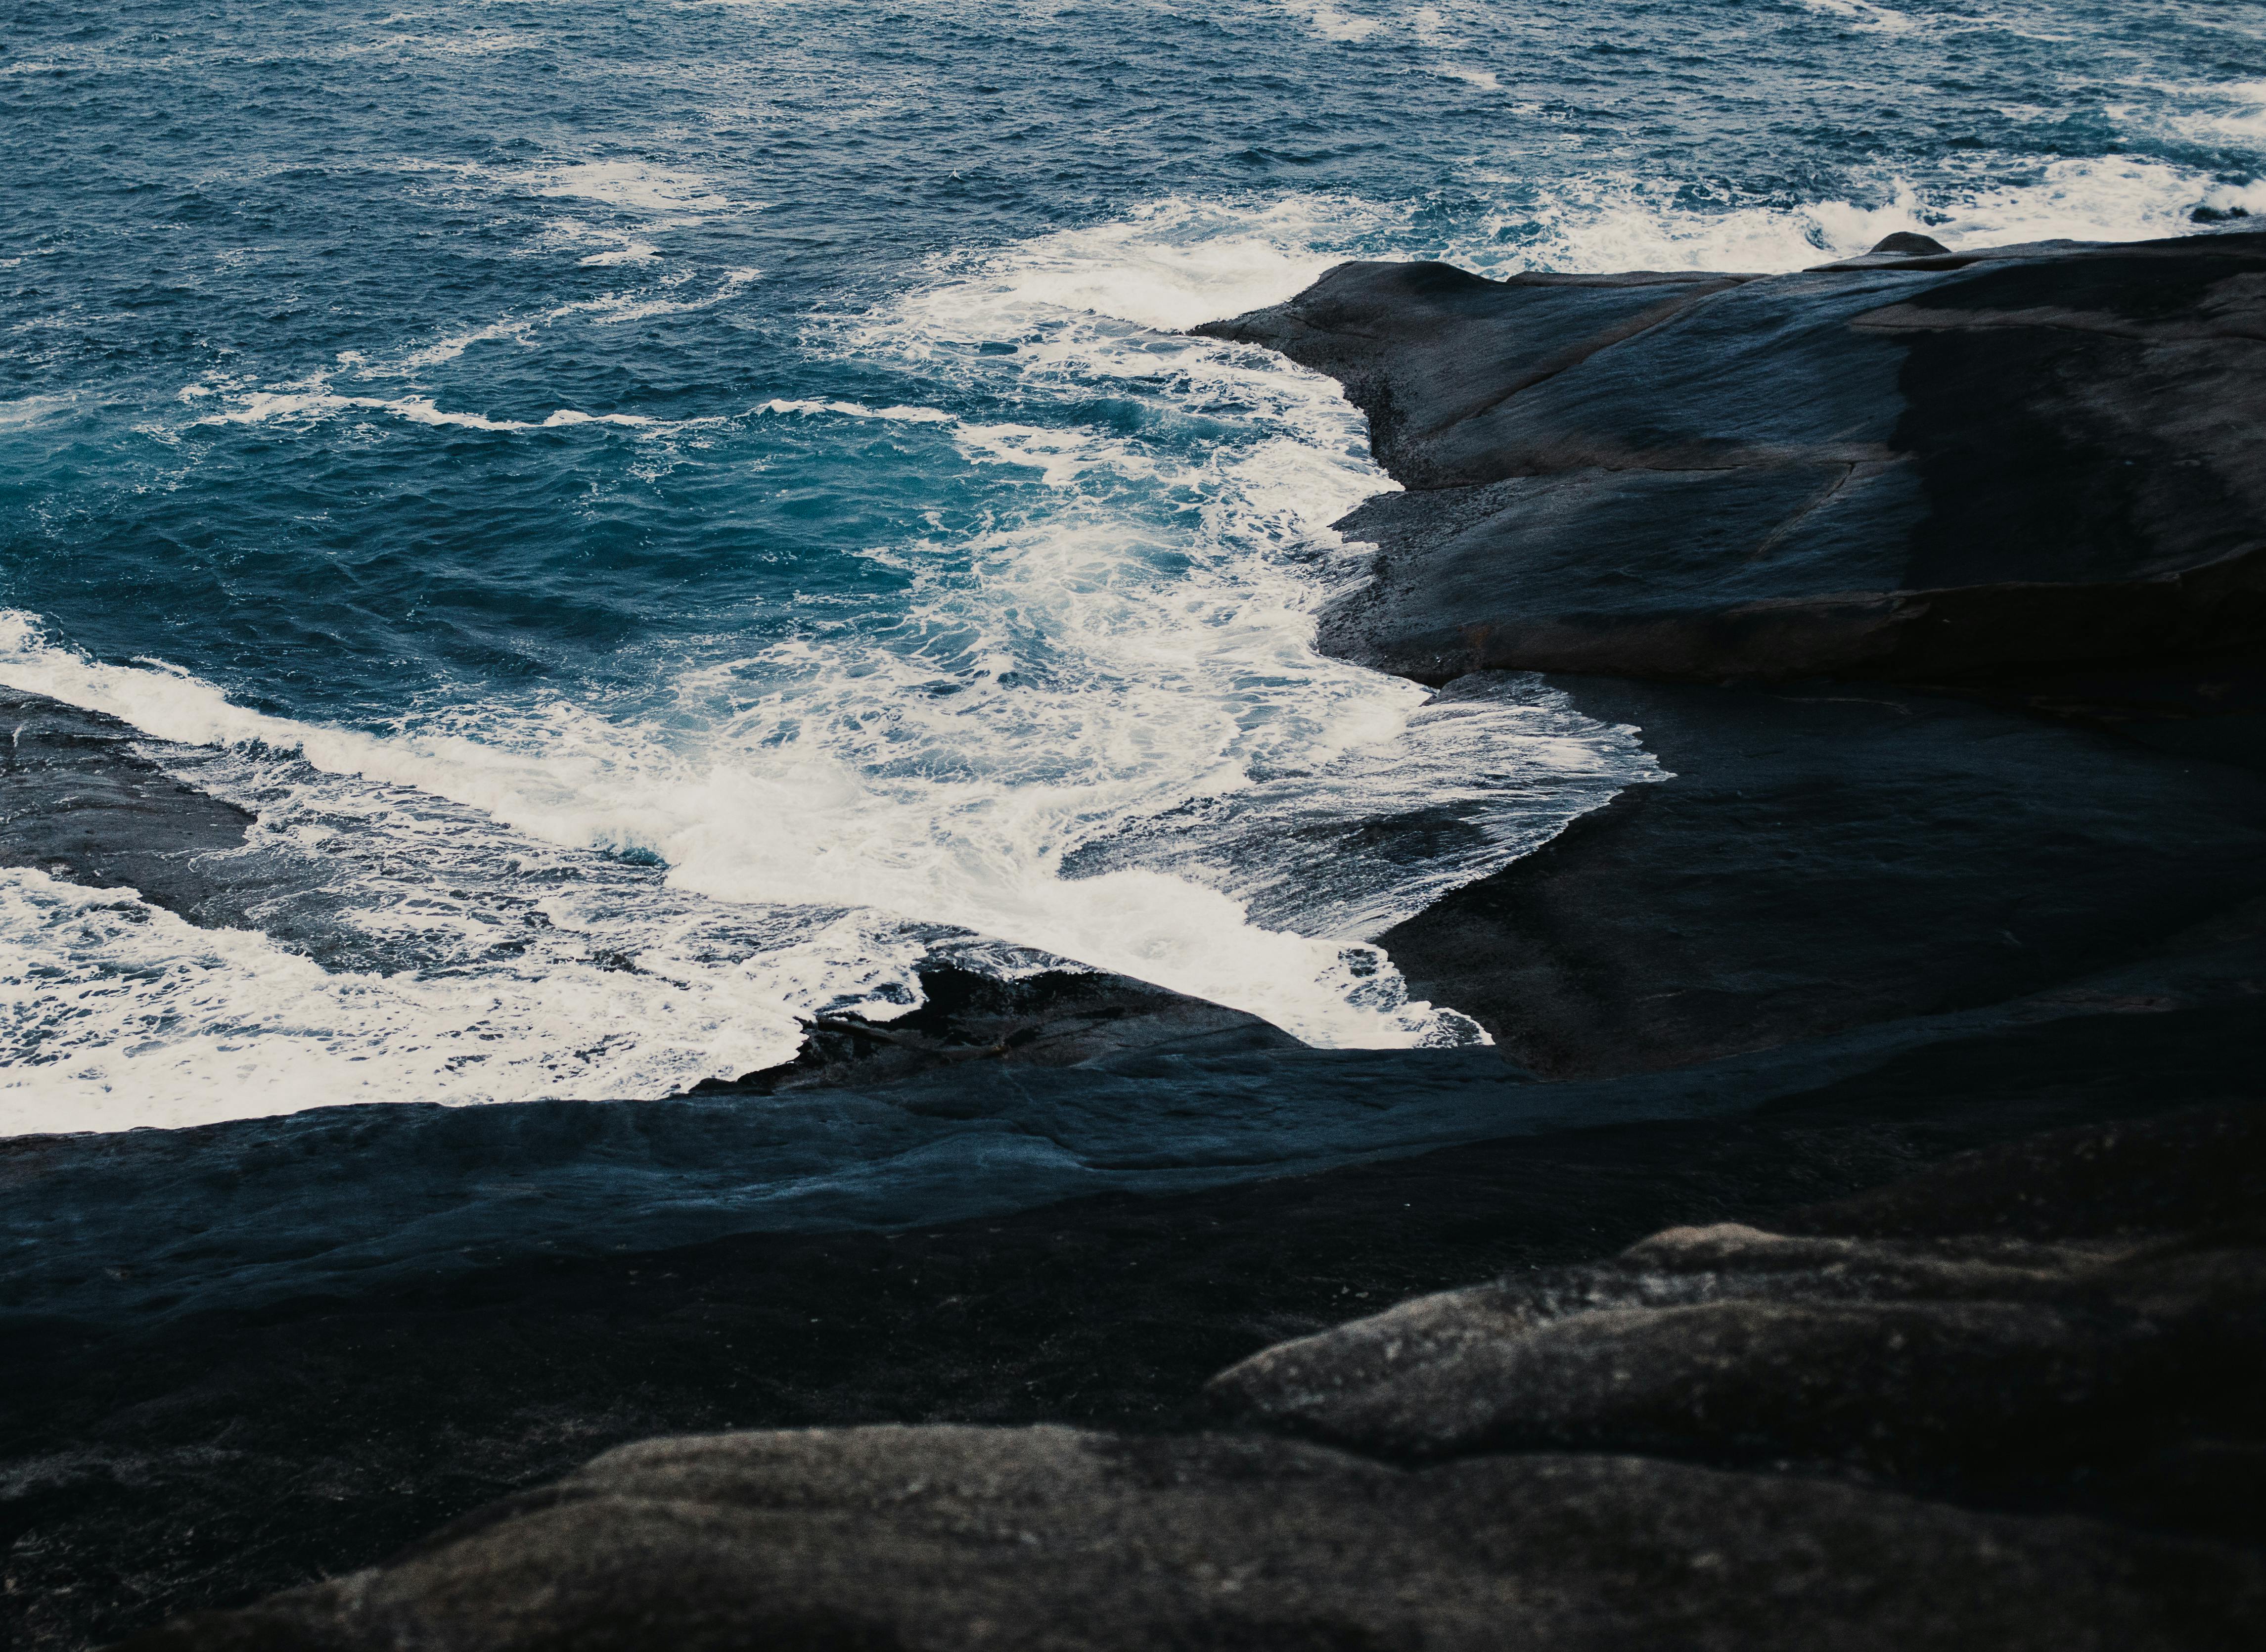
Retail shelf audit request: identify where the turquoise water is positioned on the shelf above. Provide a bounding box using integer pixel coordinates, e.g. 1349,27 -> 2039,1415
3,0 -> 2262,1132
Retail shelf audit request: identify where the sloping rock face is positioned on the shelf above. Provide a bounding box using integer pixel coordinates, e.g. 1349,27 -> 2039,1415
1196,233 -> 2266,684
1372,672 -> 2266,1076
122,1107 -> 2266,1652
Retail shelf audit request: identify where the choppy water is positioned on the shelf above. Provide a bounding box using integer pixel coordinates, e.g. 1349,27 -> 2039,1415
4,0 -> 2262,1135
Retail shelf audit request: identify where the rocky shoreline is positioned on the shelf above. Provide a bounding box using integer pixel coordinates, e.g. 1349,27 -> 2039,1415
5,228 -> 2263,1648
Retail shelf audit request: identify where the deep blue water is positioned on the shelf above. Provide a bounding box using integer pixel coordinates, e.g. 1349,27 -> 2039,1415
4,0 -> 2263,1134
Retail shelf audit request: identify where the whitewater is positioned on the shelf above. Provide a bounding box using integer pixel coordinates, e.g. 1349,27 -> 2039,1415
4,0 -> 2263,1134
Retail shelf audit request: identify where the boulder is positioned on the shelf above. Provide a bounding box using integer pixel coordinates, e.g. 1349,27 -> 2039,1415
1209,1105 -> 2266,1504
1196,232 -> 2266,684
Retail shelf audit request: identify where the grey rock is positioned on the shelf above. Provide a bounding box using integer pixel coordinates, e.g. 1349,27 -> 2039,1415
119,1424 -> 2263,1652
0,690 -> 254,911
1208,1106 -> 2266,1484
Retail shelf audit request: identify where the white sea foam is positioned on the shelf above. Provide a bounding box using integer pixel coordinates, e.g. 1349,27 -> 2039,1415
0,394 -> 73,431
193,390 -> 665,432
580,239 -> 661,267
386,269 -> 761,370
888,195 -> 1395,335
1798,0 -> 1920,36
1277,1 -> 1386,44
1460,157 -> 2264,276
534,161 -> 733,215
0,864 -> 810,1137
2136,79 -> 2266,154
759,398 -> 957,423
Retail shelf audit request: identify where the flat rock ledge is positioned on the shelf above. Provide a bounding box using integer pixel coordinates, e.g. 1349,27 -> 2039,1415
123,1105 -> 2266,1652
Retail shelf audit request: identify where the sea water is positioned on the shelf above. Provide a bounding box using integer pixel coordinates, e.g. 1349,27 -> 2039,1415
3,0 -> 2262,1134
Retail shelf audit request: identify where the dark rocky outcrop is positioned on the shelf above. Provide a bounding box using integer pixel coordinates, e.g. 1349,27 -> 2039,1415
13,976 -> 2256,1650
1196,231 -> 2266,685
0,690 -> 254,910
122,1428 -> 2263,1652
1373,671 -> 2266,1075
700,960 -> 1300,1093
1191,231 -> 2266,1069
114,1106 -> 2266,1652
1211,1107 -> 2266,1515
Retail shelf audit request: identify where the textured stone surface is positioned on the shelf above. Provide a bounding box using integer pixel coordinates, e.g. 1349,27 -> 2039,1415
118,1424 -> 2264,1652
1209,1106 -> 2266,1498
1197,232 -> 2266,684
14,993 -> 2253,1652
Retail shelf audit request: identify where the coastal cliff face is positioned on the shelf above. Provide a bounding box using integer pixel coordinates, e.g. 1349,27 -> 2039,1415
18,233 -> 2264,1651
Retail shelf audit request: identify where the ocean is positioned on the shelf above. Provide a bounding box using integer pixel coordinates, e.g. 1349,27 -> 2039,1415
4,0 -> 2263,1135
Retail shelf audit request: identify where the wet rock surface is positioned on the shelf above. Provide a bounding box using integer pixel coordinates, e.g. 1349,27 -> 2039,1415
124,1428 -> 2263,1652
0,691 -> 254,911
1372,671 -> 2266,1075
12,992 -> 2256,1650
114,1105 -> 2266,1652
1200,229 -> 2266,1074
1196,232 -> 2266,684
1211,1108 -> 2265,1511
701,961 -> 1301,1094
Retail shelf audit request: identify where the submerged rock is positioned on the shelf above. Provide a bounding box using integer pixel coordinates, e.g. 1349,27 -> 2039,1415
0,690 -> 254,910
1196,231 -> 2266,685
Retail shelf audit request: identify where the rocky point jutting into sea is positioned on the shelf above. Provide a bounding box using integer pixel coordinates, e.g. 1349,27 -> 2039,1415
4,226 -> 2262,1650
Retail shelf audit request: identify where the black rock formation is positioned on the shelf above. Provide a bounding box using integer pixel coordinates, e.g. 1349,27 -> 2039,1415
118,1106 -> 2266,1652
1195,231 -> 2266,685
1372,670 -> 2266,1075
1212,1107 -> 2266,1511
1190,231 -> 2266,1066
0,690 -> 254,910
700,960 -> 1301,1094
